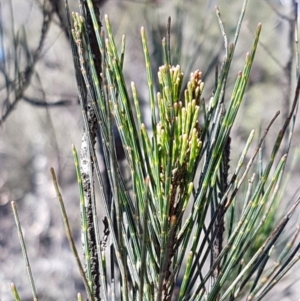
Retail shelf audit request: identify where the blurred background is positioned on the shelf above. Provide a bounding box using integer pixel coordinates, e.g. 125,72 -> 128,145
0,0 -> 300,300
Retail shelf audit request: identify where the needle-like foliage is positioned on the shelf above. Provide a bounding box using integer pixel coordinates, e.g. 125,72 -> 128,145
11,1 -> 300,301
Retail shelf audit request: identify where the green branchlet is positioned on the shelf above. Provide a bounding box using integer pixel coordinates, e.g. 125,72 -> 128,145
11,1 -> 300,301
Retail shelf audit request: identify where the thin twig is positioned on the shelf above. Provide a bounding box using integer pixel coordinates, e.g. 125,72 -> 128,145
11,201 -> 38,301
0,0 -> 53,125
50,167 -> 95,301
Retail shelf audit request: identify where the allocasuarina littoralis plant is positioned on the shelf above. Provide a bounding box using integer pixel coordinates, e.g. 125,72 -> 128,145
11,0 -> 300,301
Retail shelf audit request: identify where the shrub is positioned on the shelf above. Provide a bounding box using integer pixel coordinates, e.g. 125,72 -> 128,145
10,0 -> 300,300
